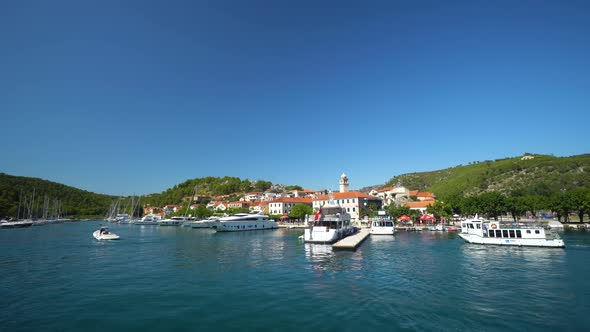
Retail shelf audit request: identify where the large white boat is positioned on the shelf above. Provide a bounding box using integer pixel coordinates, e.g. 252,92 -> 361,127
132,214 -> 161,225
159,216 -> 186,226
191,216 -> 219,228
458,218 -> 565,248
214,213 -> 277,232
369,217 -> 395,235
304,198 -> 356,243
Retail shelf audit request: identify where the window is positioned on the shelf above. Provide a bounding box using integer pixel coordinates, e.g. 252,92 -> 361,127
526,230 -> 531,234
468,224 -> 474,229
535,230 -> 540,234
347,199 -> 349,203
352,199 -> 355,203
489,230 -> 495,237
495,230 -> 502,237
516,230 -> 522,238
509,230 -> 515,238
476,224 -> 481,229
347,208 -> 350,212
353,208 -> 356,212
502,230 -> 509,238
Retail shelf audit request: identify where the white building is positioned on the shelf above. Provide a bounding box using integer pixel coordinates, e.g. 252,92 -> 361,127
268,197 -> 312,215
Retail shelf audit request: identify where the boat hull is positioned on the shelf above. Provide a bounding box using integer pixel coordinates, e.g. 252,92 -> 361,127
304,226 -> 356,243
215,221 -> 278,232
370,226 -> 395,235
458,233 -> 565,248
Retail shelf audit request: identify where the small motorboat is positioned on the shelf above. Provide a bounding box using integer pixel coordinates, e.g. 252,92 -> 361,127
93,227 -> 120,240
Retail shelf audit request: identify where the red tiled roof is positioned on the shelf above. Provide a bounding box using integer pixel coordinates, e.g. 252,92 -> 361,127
409,190 -> 419,196
406,201 -> 434,208
417,192 -> 436,198
314,191 -> 378,200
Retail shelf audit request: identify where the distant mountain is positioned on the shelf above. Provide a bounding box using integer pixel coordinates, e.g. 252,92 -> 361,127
373,154 -> 590,198
0,173 -> 115,219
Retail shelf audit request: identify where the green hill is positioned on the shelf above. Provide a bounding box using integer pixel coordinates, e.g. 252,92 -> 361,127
384,153 -> 590,198
0,173 -> 115,219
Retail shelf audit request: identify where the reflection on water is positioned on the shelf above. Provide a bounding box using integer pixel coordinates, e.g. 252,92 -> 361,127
1,222 -> 589,332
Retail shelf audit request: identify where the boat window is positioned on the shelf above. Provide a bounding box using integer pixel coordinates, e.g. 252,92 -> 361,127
526,230 -> 531,234
509,230 -> 515,238
535,230 -> 540,234
468,224 -> 474,229
476,224 -> 481,229
489,230 -> 495,237
516,230 -> 522,238
495,230 -> 502,237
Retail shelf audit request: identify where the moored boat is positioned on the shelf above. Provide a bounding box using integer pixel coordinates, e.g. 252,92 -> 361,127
304,193 -> 356,243
458,217 -> 564,248
369,217 -> 395,235
214,213 -> 277,232
93,227 -> 120,240
191,216 -> 219,228
159,216 -> 185,226
0,220 -> 34,228
132,214 -> 161,225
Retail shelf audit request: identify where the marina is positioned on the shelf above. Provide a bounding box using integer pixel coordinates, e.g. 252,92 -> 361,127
1,221 -> 588,332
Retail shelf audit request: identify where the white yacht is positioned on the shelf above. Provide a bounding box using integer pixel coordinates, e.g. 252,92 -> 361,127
132,214 -> 161,225
214,213 -> 277,232
93,227 -> 120,240
191,216 -> 219,228
370,217 -> 396,235
304,197 -> 356,243
116,213 -> 130,224
458,217 -> 565,248
159,216 -> 186,226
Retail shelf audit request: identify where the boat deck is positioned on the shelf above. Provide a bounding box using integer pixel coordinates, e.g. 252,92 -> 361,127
332,229 -> 370,250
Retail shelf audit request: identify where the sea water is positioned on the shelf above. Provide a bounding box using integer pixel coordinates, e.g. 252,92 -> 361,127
1,221 -> 589,331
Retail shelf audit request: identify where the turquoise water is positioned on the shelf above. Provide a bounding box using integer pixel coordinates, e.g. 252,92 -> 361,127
1,221 -> 589,331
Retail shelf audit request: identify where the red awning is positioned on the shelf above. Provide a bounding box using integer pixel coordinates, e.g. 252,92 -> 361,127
397,214 -> 411,221
419,214 -> 436,221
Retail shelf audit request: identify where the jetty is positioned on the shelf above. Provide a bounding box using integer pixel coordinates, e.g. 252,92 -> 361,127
332,228 -> 370,250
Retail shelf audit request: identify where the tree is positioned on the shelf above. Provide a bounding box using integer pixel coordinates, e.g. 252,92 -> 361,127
570,189 -> 590,223
477,192 -> 507,220
289,204 -> 313,220
505,196 -> 526,221
549,191 -> 576,222
426,201 -> 452,219
195,205 -> 212,219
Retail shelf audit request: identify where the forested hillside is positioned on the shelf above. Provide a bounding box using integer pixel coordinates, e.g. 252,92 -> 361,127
0,173 -> 114,218
384,154 -> 590,198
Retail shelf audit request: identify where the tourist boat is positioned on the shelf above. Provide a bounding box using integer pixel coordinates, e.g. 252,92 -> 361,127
214,213 -> 277,232
303,194 -> 356,243
458,217 -> 565,248
159,216 -> 186,226
191,216 -> 219,228
93,227 -> 120,240
434,224 -> 445,231
132,214 -> 161,225
369,217 -> 395,235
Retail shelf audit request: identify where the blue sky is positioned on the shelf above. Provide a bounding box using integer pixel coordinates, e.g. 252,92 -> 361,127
1,0 -> 589,195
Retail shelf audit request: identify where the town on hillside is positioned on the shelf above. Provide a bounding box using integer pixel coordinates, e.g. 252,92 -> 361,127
142,173 -> 437,225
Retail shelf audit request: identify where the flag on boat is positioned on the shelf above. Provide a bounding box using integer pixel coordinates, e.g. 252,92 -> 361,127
314,208 -> 322,221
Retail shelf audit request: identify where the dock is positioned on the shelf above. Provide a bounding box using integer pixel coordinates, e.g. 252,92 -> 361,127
332,229 -> 370,250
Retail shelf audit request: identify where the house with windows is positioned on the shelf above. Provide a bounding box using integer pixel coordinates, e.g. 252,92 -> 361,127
268,197 -> 312,215
163,204 -> 182,215
406,201 -> 435,214
416,192 -> 436,201
249,201 -> 269,214
369,186 -> 410,207
228,201 -> 250,209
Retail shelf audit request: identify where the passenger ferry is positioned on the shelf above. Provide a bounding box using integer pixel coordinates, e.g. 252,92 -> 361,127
214,213 -> 277,232
303,194 -> 356,243
458,217 -> 565,248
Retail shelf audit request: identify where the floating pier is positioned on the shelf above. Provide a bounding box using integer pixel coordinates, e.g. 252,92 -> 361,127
332,229 -> 370,250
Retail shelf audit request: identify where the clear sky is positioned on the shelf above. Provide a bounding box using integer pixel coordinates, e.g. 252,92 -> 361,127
1,0 -> 589,195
